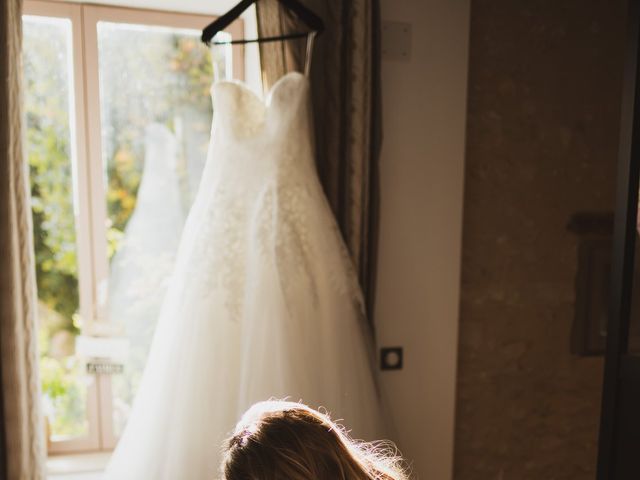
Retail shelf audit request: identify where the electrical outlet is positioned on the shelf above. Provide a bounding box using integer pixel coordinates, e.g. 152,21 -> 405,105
380,346 -> 403,370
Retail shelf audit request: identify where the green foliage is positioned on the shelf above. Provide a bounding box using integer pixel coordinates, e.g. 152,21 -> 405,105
23,18 -> 87,440
24,22 -> 79,327
40,355 -> 88,438
29,124 -> 79,323
170,37 -> 216,104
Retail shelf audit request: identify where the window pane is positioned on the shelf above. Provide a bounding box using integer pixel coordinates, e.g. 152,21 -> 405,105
23,15 -> 90,443
95,22 -> 227,436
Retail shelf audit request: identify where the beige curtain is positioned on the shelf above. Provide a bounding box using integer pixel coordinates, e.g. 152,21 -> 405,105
256,0 -> 383,324
0,0 -> 47,478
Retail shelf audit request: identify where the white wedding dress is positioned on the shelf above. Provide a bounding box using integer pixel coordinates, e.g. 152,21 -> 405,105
104,71 -> 385,480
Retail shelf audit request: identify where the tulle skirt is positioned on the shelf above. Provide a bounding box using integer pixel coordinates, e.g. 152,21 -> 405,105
104,167 -> 386,479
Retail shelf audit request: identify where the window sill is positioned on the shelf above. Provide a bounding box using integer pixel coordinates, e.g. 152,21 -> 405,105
47,452 -> 110,479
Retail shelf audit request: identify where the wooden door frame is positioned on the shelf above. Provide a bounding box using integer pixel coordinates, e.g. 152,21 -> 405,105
597,0 -> 640,477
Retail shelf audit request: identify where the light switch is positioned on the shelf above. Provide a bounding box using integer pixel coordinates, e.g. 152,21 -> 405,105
381,21 -> 412,61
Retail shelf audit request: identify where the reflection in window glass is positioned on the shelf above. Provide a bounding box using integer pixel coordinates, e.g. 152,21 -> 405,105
96,22 -> 229,435
23,15 -> 89,442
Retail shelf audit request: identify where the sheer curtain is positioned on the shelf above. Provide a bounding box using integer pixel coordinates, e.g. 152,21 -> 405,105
0,0 -> 46,478
256,0 -> 383,325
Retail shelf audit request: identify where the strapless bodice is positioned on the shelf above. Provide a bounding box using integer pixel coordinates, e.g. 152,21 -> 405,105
210,71 -> 310,141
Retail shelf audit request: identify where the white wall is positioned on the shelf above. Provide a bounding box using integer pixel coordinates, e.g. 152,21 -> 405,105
375,1 -> 469,478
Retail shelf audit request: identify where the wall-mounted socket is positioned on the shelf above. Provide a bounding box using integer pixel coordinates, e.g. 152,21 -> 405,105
380,346 -> 403,370
381,21 -> 412,62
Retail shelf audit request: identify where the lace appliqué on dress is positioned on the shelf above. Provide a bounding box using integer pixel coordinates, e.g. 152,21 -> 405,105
191,185 -> 248,322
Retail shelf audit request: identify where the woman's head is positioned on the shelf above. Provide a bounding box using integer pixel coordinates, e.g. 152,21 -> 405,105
221,400 -> 408,480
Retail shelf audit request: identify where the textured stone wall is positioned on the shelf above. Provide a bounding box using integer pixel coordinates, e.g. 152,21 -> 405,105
455,1 -> 625,478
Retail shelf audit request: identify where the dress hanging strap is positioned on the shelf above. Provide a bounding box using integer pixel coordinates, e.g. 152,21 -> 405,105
304,32 -> 317,76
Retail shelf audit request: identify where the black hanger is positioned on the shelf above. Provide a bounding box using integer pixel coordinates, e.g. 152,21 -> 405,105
201,0 -> 324,46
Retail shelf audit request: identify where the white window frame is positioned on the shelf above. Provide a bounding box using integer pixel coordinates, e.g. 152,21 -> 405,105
23,0 -> 244,455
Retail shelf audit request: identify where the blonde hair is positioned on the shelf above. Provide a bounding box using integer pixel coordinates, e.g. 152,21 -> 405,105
221,400 -> 408,480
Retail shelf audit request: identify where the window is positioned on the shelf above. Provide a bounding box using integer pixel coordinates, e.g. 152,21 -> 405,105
23,0 -> 244,454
